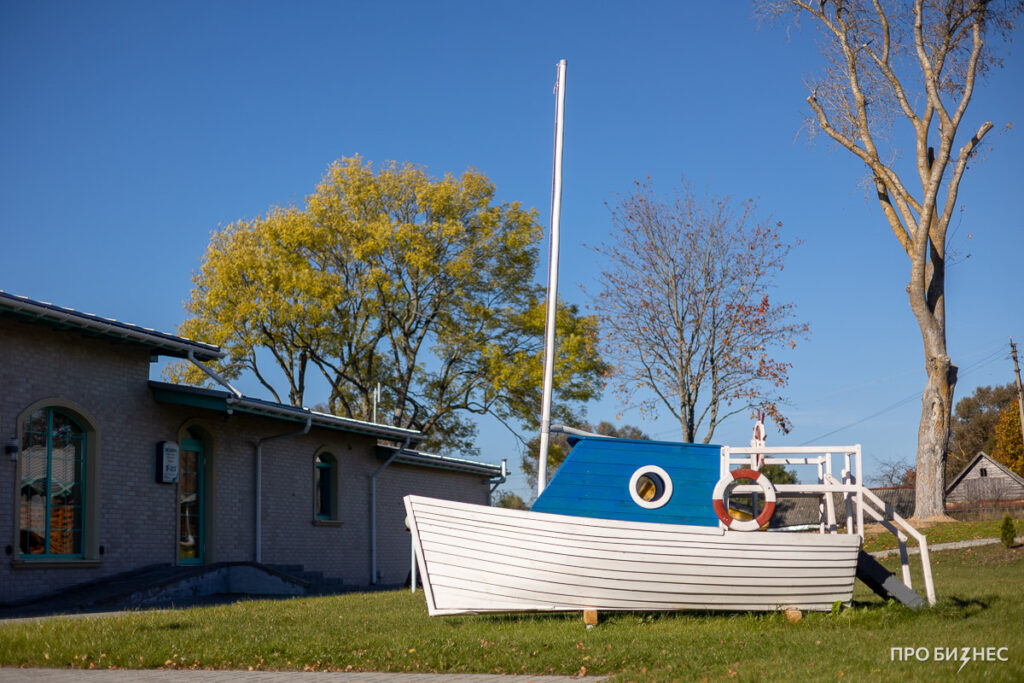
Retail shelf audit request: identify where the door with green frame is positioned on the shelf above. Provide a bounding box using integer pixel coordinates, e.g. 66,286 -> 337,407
178,436 -> 205,564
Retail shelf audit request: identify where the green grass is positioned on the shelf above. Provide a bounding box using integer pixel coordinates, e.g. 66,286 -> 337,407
862,516 -> 1021,553
0,543 -> 1021,681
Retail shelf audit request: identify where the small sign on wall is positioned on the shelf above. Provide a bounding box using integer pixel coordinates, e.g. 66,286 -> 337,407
156,441 -> 180,483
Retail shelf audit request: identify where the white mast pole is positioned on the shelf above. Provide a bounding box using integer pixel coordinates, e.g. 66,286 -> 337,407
538,59 -> 567,496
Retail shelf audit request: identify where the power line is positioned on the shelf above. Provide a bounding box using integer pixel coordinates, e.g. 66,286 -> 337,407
790,344 -> 1007,446
583,339 -> 1015,447
798,391 -> 922,445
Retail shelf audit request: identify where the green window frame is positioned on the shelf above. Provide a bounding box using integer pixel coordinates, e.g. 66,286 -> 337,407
19,408 -> 87,558
314,453 -> 336,520
179,436 -> 205,565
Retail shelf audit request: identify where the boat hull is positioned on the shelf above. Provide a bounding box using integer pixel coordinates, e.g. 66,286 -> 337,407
404,495 -> 861,615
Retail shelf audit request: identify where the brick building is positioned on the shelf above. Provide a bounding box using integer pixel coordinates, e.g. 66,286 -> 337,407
0,291 -> 500,605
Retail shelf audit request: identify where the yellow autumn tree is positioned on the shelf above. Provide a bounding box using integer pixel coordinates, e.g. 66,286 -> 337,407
992,408 -> 1024,477
169,156 -> 607,454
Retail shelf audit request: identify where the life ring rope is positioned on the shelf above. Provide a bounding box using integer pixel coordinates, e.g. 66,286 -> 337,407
711,468 -> 776,531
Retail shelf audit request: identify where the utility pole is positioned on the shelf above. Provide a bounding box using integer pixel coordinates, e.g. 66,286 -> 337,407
1011,338 -> 1024,453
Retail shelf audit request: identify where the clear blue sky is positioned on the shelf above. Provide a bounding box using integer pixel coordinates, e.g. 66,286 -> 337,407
3,1 -> 1021,500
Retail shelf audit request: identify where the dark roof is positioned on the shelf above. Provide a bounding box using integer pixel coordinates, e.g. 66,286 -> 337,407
946,452 -> 1024,494
0,290 -> 223,362
150,381 -> 425,447
376,444 -> 503,477
152,382 -> 504,476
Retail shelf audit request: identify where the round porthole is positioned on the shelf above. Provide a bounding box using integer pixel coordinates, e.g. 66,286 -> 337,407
629,465 -> 673,509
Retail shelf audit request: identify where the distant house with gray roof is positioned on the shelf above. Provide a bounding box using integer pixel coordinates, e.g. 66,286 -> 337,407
946,452 -> 1024,504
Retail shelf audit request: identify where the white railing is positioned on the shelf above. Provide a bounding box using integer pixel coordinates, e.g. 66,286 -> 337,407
723,445 -> 935,606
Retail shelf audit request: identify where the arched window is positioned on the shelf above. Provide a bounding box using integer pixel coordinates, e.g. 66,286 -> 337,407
19,408 -> 87,558
314,453 -> 337,521
179,429 -> 207,564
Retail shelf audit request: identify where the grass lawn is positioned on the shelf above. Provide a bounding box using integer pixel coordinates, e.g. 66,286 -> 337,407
0,542 -> 1021,681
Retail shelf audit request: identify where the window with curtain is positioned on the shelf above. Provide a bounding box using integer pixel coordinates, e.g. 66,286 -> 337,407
19,408 -> 87,558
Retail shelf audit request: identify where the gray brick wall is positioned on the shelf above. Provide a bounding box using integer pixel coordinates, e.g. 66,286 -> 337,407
0,316 -> 494,604
373,463 -> 491,585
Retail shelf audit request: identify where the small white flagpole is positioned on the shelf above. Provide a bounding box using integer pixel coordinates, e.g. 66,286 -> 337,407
538,59 -> 567,496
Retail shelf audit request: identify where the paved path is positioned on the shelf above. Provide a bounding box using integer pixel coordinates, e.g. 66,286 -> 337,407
1,671 -> 607,683
869,534 -> 1023,558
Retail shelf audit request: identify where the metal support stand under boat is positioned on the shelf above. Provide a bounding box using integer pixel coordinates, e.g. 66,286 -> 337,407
410,527 -> 417,593
537,58 -> 568,496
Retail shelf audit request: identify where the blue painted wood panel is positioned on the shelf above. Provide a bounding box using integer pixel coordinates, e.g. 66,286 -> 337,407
531,437 -> 721,526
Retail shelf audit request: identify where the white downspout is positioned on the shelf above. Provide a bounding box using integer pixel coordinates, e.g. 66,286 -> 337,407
370,436 -> 411,585
488,459 -> 508,497
255,416 -> 311,564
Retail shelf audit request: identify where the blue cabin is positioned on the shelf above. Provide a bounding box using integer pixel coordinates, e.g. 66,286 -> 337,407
531,436 -> 722,526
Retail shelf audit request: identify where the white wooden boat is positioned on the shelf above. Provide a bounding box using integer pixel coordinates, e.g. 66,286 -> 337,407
404,435 -> 937,615
404,493 -> 860,615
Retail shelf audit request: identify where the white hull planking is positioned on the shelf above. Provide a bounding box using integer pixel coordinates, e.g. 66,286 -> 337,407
404,495 -> 862,615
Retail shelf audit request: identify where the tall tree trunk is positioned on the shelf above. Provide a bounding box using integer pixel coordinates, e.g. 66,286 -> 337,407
914,339 -> 957,519
776,0 -> 1008,519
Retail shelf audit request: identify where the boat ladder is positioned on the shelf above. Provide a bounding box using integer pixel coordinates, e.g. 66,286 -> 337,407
724,445 -> 935,608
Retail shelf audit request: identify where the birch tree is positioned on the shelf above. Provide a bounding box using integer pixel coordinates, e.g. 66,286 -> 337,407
763,0 -> 1021,517
593,179 -> 808,444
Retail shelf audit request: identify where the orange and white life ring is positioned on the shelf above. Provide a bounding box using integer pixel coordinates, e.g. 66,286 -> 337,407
711,468 -> 776,531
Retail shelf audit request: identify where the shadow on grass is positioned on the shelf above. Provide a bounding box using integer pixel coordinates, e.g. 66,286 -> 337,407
428,592 -> 998,632
110,620 -> 192,635
0,593 -> 287,621
935,595 -> 993,619
850,594 -> 992,618
450,612 -> 581,626
450,608 -> 793,628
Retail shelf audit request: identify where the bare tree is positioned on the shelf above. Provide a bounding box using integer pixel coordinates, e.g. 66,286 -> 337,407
869,458 -> 917,488
593,178 -> 809,443
762,0 -> 1021,518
